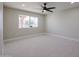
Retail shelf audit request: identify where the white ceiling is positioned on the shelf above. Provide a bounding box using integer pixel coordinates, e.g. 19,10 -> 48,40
3,2 -> 79,14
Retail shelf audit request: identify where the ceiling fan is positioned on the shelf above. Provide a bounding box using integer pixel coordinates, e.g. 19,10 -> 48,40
41,3 -> 56,12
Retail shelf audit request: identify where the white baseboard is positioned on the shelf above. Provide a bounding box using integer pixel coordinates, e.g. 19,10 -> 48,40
46,33 -> 79,42
4,33 -> 46,43
4,33 -> 79,43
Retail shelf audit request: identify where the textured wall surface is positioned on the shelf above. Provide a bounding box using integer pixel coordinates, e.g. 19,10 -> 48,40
46,7 -> 79,39
4,7 -> 45,39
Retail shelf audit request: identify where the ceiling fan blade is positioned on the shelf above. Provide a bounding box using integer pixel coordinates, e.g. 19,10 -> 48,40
41,5 -> 43,8
46,9 -> 53,12
47,7 -> 56,9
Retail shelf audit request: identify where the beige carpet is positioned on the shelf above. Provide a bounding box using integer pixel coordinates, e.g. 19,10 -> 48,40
4,35 -> 79,57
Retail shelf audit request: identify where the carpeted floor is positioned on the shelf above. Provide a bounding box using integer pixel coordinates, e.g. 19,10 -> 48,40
4,34 -> 79,57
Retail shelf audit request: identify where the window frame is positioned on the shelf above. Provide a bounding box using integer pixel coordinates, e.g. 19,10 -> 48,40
18,15 -> 38,29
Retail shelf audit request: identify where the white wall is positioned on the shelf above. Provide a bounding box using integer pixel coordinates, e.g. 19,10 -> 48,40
4,7 -> 45,40
4,6 -> 79,40
0,3 -> 4,56
46,7 -> 79,39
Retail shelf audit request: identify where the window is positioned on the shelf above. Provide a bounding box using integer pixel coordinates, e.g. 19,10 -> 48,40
19,15 -> 38,28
